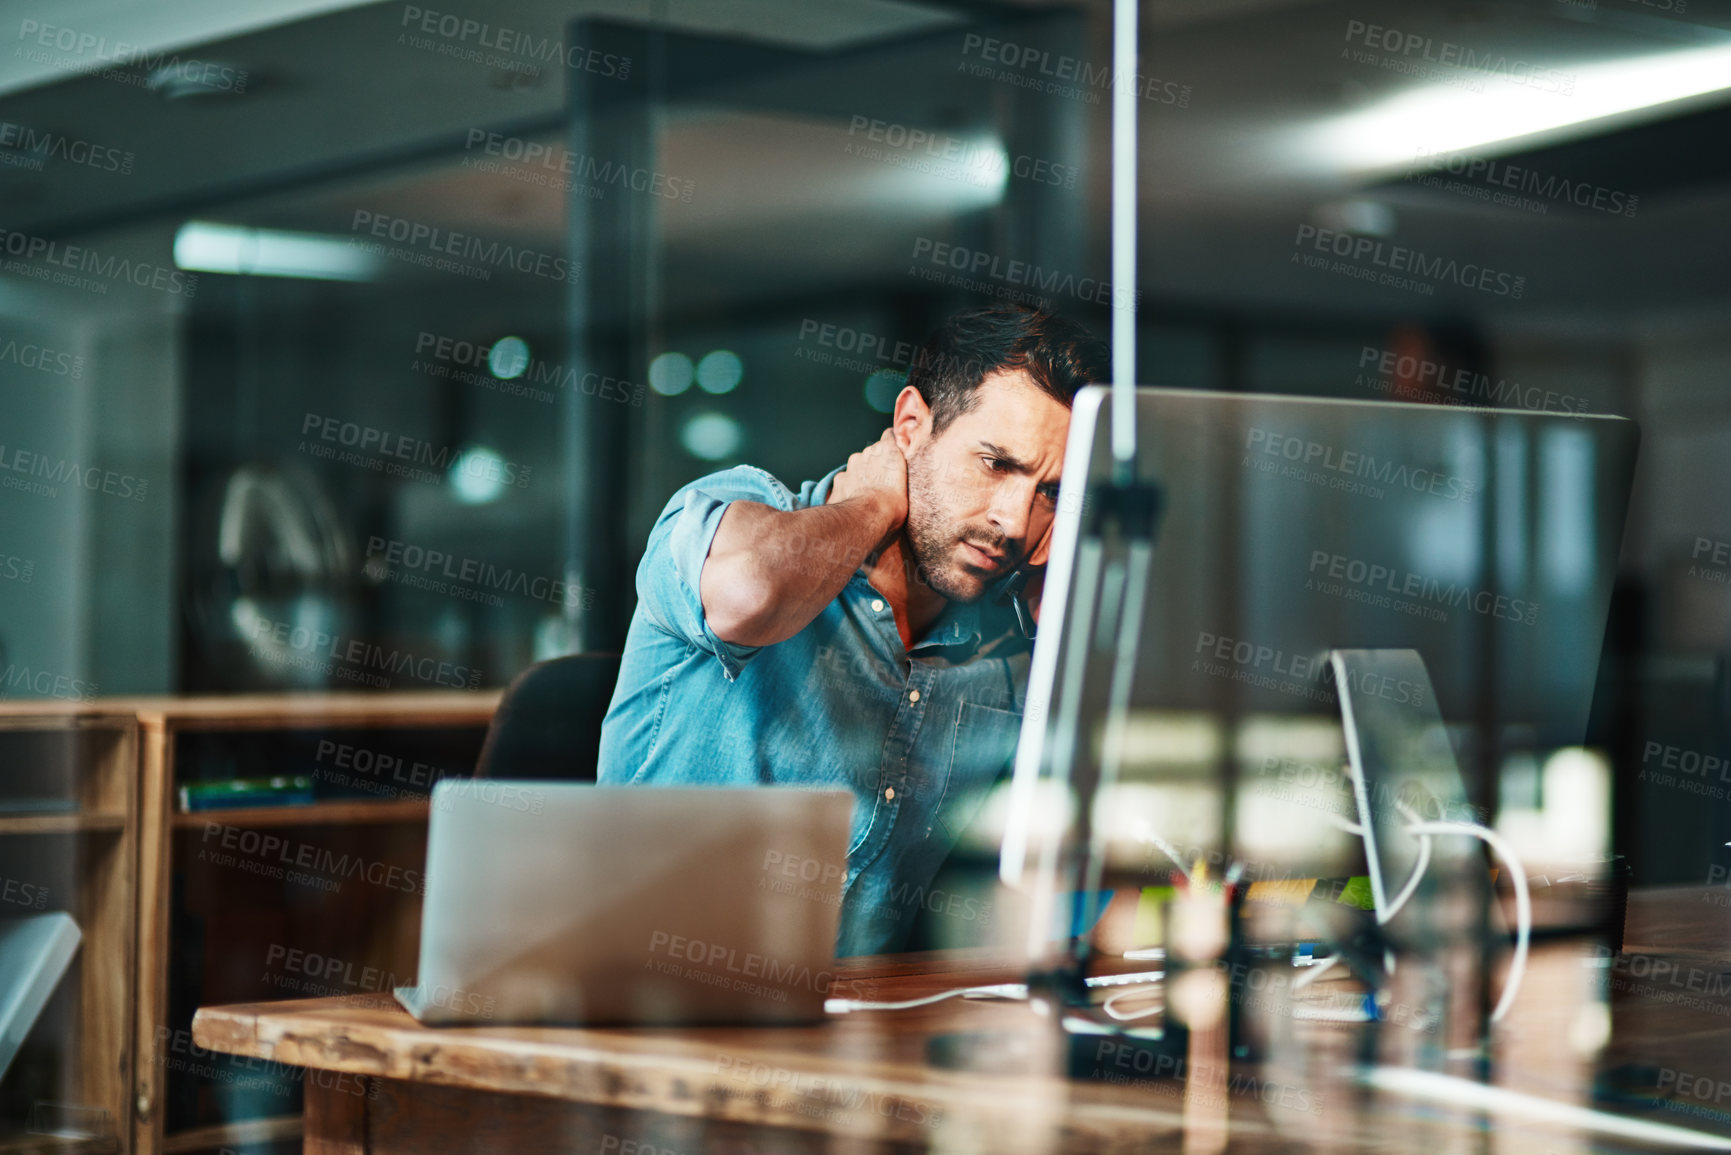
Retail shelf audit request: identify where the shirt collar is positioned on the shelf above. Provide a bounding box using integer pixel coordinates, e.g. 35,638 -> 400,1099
911,597 -> 983,653
811,465 -> 844,506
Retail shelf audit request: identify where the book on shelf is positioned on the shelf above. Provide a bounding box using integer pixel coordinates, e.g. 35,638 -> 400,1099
0,798 -> 78,816
177,775 -> 316,813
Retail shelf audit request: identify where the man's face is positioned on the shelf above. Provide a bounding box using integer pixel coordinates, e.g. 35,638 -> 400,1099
901,369 -> 1071,603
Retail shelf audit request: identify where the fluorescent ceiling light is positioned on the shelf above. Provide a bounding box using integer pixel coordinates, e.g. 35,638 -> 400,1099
174,221 -> 379,281
859,133 -> 1008,210
1308,39 -> 1731,173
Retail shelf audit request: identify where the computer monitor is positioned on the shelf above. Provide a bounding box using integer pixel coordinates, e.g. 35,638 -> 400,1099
1000,386 -> 1639,971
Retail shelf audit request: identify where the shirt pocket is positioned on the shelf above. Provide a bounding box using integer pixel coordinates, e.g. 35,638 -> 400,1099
939,701 -> 1023,841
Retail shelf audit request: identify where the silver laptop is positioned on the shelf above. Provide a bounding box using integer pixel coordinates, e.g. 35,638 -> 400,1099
395,782 -> 852,1026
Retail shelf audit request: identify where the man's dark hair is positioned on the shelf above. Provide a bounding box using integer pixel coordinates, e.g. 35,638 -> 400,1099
905,304 -> 1109,436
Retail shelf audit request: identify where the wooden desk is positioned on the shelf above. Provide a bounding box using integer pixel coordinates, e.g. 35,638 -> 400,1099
193,888 -> 1731,1154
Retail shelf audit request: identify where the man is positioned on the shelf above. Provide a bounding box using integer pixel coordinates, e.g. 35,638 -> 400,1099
598,304 -> 1109,955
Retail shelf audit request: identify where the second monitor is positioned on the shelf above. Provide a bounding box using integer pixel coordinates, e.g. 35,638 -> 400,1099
1000,385 -> 1638,967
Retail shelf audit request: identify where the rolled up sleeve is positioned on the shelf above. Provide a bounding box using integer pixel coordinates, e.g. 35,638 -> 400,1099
635,465 -> 795,680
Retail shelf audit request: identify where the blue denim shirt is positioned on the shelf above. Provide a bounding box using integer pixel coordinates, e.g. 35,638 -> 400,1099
597,464 -> 1030,956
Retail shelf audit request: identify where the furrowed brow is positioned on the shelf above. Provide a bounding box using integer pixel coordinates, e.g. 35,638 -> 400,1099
981,441 -> 1060,493
978,441 -> 1035,473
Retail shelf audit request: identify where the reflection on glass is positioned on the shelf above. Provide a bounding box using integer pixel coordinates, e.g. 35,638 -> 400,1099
488,337 -> 531,380
649,351 -> 695,396
680,413 -> 742,462
695,350 -> 743,395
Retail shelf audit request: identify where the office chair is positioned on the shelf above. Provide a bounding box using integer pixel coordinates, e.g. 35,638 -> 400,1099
473,653 -> 622,782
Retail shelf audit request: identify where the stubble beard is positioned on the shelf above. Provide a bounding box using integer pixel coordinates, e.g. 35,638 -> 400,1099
903,446 -> 1012,604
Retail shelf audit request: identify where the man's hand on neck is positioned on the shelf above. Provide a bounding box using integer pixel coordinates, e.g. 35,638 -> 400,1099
701,430 -> 910,650
827,429 -> 908,548
826,430 -> 946,650
701,427 -> 942,651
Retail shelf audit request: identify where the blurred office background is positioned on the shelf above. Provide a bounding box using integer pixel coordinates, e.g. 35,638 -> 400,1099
3,0 -> 1731,979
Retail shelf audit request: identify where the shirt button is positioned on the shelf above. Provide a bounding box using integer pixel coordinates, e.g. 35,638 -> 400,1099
885,787 -> 896,801
871,599 -> 885,613
908,689 -> 921,703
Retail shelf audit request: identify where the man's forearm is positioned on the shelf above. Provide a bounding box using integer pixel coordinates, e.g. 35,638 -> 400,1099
701,497 -> 897,647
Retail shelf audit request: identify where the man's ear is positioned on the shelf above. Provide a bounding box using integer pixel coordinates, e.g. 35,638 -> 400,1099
890,386 -> 931,458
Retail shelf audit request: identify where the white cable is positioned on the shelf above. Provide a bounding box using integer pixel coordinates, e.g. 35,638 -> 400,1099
1087,968 -> 1164,988
1398,818 -> 1530,1025
1291,953 -> 1340,991
1134,825 -> 1193,882
1292,1003 -> 1376,1023
830,968 -> 1168,1015
824,984 -> 1022,1014
1379,826 -> 1433,926
1322,811 -> 1365,837
1101,983 -> 1164,1022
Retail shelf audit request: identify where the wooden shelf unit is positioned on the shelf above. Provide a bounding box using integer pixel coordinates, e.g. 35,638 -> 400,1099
0,1134 -> 121,1155
0,692 -> 498,1155
0,712 -> 139,1155
0,817 -> 127,836
156,1113 -> 299,1153
168,800 -> 430,831
133,693 -> 496,1155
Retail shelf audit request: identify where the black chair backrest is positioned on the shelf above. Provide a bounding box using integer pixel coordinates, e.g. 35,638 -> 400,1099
473,653 -> 622,782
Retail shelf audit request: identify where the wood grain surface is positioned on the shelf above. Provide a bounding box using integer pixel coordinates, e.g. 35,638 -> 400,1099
192,888 -> 1731,1154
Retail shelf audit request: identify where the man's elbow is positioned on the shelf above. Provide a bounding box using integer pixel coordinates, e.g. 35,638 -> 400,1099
701,566 -> 783,648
